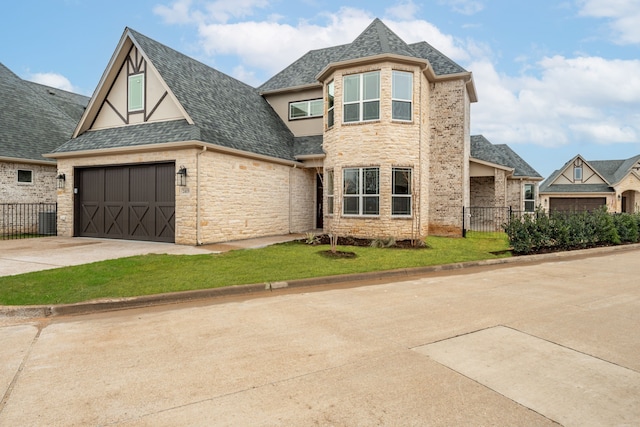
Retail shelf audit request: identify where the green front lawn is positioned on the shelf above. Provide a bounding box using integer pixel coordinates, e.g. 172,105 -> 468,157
0,234 -> 510,306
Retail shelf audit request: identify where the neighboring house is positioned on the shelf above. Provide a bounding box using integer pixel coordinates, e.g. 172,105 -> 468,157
0,63 -> 89,204
539,154 -> 640,213
47,19 -> 536,245
470,135 -> 543,212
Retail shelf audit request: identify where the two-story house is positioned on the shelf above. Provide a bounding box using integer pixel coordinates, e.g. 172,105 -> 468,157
48,19 -> 537,244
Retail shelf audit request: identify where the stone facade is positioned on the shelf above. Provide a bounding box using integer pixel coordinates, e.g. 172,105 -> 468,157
55,147 -> 315,245
0,161 -> 57,203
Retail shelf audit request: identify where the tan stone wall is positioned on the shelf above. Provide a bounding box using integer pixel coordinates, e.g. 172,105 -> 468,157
322,62 -> 428,240
56,147 -> 316,244
0,161 -> 57,203
428,79 -> 470,235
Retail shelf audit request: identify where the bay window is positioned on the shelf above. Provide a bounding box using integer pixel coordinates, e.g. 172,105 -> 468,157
392,71 -> 413,121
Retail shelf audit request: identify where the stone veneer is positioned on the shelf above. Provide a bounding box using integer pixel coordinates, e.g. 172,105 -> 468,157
0,161 -> 57,203
322,61 -> 470,239
56,146 -> 315,245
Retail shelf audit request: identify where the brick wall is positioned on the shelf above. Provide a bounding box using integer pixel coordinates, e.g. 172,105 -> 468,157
0,161 -> 57,203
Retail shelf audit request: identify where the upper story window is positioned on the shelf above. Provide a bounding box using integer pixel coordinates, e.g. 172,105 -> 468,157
290,99 -> 323,120
327,81 -> 335,128
128,73 -> 144,112
343,167 -> 380,216
17,169 -> 33,184
343,71 -> 380,123
392,167 -> 412,216
574,166 -> 582,181
392,71 -> 413,121
524,184 -> 535,212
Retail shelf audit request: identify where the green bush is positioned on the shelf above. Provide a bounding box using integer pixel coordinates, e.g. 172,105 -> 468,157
504,207 -> 638,254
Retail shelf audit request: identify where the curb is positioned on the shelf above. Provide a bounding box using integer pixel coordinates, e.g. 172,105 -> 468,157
2,243 -> 639,318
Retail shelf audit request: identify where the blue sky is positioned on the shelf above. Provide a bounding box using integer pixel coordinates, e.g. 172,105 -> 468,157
2,0 -> 639,177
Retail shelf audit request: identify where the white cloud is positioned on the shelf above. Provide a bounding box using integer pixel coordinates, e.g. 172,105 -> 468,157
439,0 -> 485,15
28,72 -> 76,92
470,55 -> 640,146
153,0 -> 197,24
578,0 -> 640,44
154,0 -> 270,24
385,1 -> 420,20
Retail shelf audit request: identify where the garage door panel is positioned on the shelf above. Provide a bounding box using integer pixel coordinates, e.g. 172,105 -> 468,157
76,163 -> 175,242
549,197 -> 607,212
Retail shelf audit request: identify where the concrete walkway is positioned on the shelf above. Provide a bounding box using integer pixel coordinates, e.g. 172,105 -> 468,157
1,246 -> 639,425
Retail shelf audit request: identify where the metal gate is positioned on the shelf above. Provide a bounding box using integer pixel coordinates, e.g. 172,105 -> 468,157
75,163 -> 175,242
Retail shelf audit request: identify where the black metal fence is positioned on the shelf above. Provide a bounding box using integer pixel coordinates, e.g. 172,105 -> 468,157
463,206 -> 523,237
1,203 -> 57,239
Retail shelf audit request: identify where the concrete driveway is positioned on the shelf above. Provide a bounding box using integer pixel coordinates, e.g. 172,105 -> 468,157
0,235 -> 303,277
1,246 -> 639,426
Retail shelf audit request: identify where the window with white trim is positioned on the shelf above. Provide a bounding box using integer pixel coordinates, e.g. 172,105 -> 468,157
327,81 -> 335,128
524,184 -> 535,212
574,166 -> 582,181
343,167 -> 379,215
289,99 -> 323,120
343,71 -> 380,123
392,168 -> 412,216
128,73 -> 144,112
17,169 -> 33,184
392,71 -> 413,121
326,169 -> 334,215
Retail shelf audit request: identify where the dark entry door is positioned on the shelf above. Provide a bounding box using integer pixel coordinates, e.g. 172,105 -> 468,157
75,163 -> 175,242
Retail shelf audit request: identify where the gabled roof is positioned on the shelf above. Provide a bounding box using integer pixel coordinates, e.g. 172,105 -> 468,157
539,153 -> 640,193
470,135 -> 542,179
259,18 -> 469,94
53,28 -> 296,162
0,62 -> 89,163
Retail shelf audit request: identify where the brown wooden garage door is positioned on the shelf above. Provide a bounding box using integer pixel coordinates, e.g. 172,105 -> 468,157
549,197 -> 606,213
75,163 -> 175,242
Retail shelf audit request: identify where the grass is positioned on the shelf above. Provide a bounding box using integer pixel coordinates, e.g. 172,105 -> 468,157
0,234 -> 510,306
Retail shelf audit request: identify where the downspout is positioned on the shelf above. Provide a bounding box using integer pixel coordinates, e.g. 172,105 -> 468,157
196,146 -> 207,245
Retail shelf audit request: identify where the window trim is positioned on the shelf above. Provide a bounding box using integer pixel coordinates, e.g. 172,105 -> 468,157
326,169 -> 334,216
128,73 -> 145,112
574,166 -> 583,182
343,71 -> 380,123
392,167 -> 412,216
289,98 -> 323,120
343,167 -> 380,216
392,71 -> 413,122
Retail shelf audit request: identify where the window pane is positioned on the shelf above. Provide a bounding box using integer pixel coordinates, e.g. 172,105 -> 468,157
363,72 -> 380,100
290,102 -> 308,118
574,167 -> 582,180
363,100 -> 379,121
327,170 -> 334,196
309,99 -> 323,116
344,104 -> 360,122
128,74 -> 144,111
392,71 -> 412,100
327,196 -> 334,214
392,101 -> 411,121
328,81 -> 334,108
344,75 -> 360,103
363,196 -> 379,215
343,169 -> 359,194
393,169 -> 411,195
328,109 -> 334,127
364,168 -> 379,194
343,196 -> 359,215
392,197 -> 411,215
18,170 -> 33,183
524,184 -> 534,200
525,201 -> 535,212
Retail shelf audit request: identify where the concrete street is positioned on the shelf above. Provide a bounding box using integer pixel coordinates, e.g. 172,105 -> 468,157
1,246 -> 639,426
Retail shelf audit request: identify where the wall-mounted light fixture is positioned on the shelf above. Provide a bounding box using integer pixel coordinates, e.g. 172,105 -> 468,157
617,194 -> 621,200
177,166 -> 187,186
56,173 -> 66,189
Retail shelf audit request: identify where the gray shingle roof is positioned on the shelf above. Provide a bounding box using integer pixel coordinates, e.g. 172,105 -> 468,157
470,135 -> 541,178
540,154 -> 640,193
294,135 -> 324,157
259,18 -> 467,93
0,63 -> 89,162
54,29 -> 296,161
